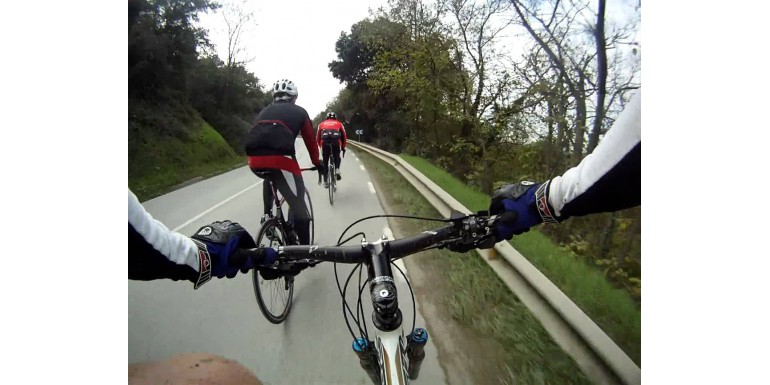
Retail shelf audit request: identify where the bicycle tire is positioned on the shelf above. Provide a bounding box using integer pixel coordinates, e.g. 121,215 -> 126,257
304,188 -> 315,244
252,218 -> 294,324
328,163 -> 335,205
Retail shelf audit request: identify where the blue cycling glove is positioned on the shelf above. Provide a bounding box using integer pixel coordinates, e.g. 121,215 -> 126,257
190,220 -> 276,288
489,181 -> 560,241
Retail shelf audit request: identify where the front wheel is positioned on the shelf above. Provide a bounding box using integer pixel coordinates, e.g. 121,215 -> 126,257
252,218 -> 293,324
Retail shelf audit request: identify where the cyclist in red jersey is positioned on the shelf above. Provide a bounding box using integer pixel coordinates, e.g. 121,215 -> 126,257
244,79 -> 324,245
316,111 -> 347,187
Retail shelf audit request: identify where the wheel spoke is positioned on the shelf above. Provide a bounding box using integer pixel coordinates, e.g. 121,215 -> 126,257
253,220 -> 293,322
271,279 -> 278,313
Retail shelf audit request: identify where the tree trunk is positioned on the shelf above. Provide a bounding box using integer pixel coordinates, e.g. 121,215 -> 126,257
573,77 -> 587,159
588,0 -> 608,153
598,211 -> 618,261
479,139 -> 493,194
546,98 -> 555,173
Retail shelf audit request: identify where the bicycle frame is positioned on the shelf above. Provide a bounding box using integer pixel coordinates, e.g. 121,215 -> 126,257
354,237 -> 422,385
265,178 -> 289,229
374,329 -> 410,385
263,170 -> 314,245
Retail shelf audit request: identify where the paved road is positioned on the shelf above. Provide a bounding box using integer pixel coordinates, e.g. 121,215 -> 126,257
129,140 -> 448,385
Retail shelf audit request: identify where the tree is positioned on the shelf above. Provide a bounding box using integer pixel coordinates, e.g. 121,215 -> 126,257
128,0 -> 219,100
508,0 -> 640,158
221,0 -> 256,68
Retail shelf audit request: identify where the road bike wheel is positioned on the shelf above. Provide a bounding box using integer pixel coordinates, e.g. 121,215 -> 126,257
328,164 -> 335,205
252,218 -> 293,324
304,188 -> 314,244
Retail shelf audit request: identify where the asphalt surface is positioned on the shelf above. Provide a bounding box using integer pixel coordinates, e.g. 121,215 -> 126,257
128,140 -> 448,385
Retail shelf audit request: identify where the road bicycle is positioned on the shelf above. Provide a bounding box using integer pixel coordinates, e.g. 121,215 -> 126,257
238,209 -> 502,384
323,142 -> 340,205
251,167 -> 319,324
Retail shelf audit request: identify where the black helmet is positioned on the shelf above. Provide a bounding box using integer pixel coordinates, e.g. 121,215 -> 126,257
326,112 -> 337,120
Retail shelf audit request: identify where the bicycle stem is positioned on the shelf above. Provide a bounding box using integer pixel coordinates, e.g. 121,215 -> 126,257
365,237 -> 402,332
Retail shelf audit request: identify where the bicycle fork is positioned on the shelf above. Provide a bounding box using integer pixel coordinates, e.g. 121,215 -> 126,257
405,328 -> 428,380
352,328 -> 429,384
353,338 -> 380,385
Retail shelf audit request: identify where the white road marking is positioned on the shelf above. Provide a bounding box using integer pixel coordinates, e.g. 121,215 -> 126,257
172,181 -> 263,232
367,182 -> 376,194
360,165 -> 366,171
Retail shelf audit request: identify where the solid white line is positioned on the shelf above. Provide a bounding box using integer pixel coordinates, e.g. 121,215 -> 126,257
367,182 -> 376,194
172,181 -> 263,232
360,165 -> 366,171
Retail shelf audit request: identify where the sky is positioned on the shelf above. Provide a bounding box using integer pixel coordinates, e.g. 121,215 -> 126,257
197,0 -> 639,120
197,0 -> 387,119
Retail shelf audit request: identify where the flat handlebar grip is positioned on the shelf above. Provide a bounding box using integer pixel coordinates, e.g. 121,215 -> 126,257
229,248 -> 270,268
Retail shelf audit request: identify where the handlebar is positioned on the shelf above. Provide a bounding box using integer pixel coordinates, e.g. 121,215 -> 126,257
300,165 -> 323,184
234,212 -> 499,266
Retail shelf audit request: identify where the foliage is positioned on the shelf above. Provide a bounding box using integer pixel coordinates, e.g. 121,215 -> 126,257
188,55 -> 271,152
129,0 -> 271,197
324,0 -> 641,301
128,99 -> 243,201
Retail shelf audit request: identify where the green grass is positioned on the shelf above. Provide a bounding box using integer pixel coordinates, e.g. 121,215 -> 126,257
400,154 -> 641,366
129,110 -> 245,202
401,155 -> 490,212
357,150 -> 592,385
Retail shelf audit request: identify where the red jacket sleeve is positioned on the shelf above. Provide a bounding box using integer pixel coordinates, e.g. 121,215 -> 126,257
301,117 -> 321,164
316,123 -> 322,148
340,125 -> 347,150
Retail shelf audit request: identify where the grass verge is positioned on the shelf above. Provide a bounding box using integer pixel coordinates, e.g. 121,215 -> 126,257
400,154 -> 641,366
129,115 -> 245,202
357,150 -> 592,385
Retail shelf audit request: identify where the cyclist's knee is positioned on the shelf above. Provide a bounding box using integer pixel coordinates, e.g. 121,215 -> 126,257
129,353 -> 263,385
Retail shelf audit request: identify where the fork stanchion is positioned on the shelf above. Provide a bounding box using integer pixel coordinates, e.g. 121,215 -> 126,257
353,338 -> 380,385
406,328 -> 428,380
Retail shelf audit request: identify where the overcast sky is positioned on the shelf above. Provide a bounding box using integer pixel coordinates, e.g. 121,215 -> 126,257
197,0 -> 386,119
196,0 -> 640,119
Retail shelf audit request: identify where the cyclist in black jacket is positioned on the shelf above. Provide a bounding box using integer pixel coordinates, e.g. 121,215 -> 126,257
490,90 -> 641,241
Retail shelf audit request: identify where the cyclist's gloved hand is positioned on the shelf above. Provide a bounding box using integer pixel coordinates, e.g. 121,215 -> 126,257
342,149 -> 346,158
190,220 -> 276,288
489,181 -> 560,241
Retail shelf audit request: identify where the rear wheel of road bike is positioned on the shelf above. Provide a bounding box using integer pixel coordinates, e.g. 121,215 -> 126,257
304,188 -> 315,244
328,163 -> 335,205
278,188 -> 314,244
252,218 -> 293,324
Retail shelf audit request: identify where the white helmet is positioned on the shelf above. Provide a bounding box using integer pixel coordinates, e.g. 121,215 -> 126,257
272,79 -> 298,98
